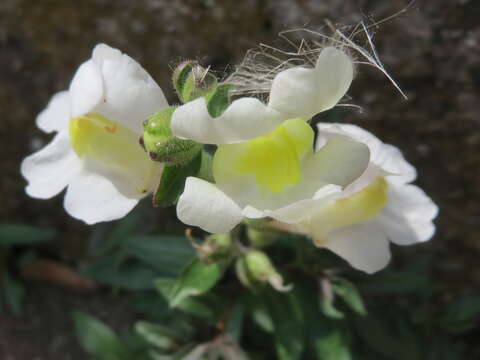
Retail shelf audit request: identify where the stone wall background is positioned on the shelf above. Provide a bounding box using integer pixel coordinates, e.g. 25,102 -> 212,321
0,0 -> 479,358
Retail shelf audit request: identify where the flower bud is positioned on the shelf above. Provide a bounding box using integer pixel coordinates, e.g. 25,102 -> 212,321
194,233 -> 234,264
235,256 -> 254,289
237,250 -> 292,292
173,60 -> 217,104
141,106 -> 201,165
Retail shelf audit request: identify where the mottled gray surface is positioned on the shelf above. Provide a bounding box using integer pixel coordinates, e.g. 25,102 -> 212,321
1,0 -> 479,358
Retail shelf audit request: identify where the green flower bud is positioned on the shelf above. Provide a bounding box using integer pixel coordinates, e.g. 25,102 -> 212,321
237,250 -> 292,292
194,233 -> 234,264
173,60 -> 217,104
141,106 -> 201,165
235,256 -> 254,290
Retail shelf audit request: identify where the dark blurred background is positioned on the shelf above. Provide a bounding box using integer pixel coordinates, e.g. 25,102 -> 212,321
0,0 -> 479,358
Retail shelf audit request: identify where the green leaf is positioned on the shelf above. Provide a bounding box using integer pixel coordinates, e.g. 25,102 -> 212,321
320,294 -> 345,319
123,235 -> 194,275
0,224 -> 56,246
440,295 -> 480,334
319,279 -> 344,319
107,211 -> 144,244
226,302 -> 245,341
2,271 -> 25,316
82,257 -> 163,290
198,151 -> 214,182
262,289 -> 304,360
128,291 -> 170,320
252,307 -> 274,333
72,311 -> 129,360
168,259 -> 224,307
154,278 -> 214,319
427,337 -> 463,360
135,321 -> 179,350
353,310 -> 422,360
88,212 -> 145,257
332,278 -> 367,316
359,264 -> 433,297
153,151 -> 202,206
313,321 -> 352,360
296,279 -> 352,360
206,83 -> 233,117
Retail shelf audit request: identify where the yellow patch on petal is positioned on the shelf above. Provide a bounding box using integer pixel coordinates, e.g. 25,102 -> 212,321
69,113 -> 161,195
213,118 -> 313,193
69,113 -> 148,169
311,177 -> 389,245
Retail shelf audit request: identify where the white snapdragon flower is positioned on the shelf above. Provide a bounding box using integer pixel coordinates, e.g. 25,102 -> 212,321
275,123 -> 439,274
173,47 -> 372,234
176,120 -> 370,234
21,44 -> 168,224
171,47 -> 354,144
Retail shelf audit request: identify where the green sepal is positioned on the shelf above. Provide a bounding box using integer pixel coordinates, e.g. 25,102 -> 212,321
206,83 -> 234,117
153,150 -> 202,207
173,60 -> 217,103
195,233 -> 234,264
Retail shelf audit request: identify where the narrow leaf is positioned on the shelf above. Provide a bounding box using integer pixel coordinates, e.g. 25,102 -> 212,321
332,278 -> 367,316
440,295 -> 480,334
262,289 -> 304,360
169,259 -> 224,308
81,257 -> 163,290
154,151 -> 202,206
135,321 -> 179,350
123,235 -> 194,275
155,278 -> 215,318
0,224 -> 55,246
2,272 -> 25,316
72,310 -> 128,359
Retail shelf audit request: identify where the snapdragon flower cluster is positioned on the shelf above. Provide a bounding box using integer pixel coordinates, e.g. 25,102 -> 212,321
21,43 -> 438,274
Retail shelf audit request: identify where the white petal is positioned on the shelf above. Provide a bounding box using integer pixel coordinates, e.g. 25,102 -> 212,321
69,59 -> 104,118
63,163 -> 141,225
91,43 -> 122,65
21,131 -> 81,199
242,205 -> 266,219
268,47 -> 353,118
379,144 -> 417,185
91,44 -> 168,134
317,123 -> 416,184
171,97 -> 284,144
321,223 -> 391,274
177,177 -> 243,233
341,163 -> 388,197
265,184 -> 342,223
303,135 -> 370,187
378,183 -> 438,245
36,91 -> 71,133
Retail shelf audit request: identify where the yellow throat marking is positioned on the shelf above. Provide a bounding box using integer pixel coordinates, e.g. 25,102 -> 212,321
68,113 -> 148,169
311,177 -> 389,245
213,118 -> 313,193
